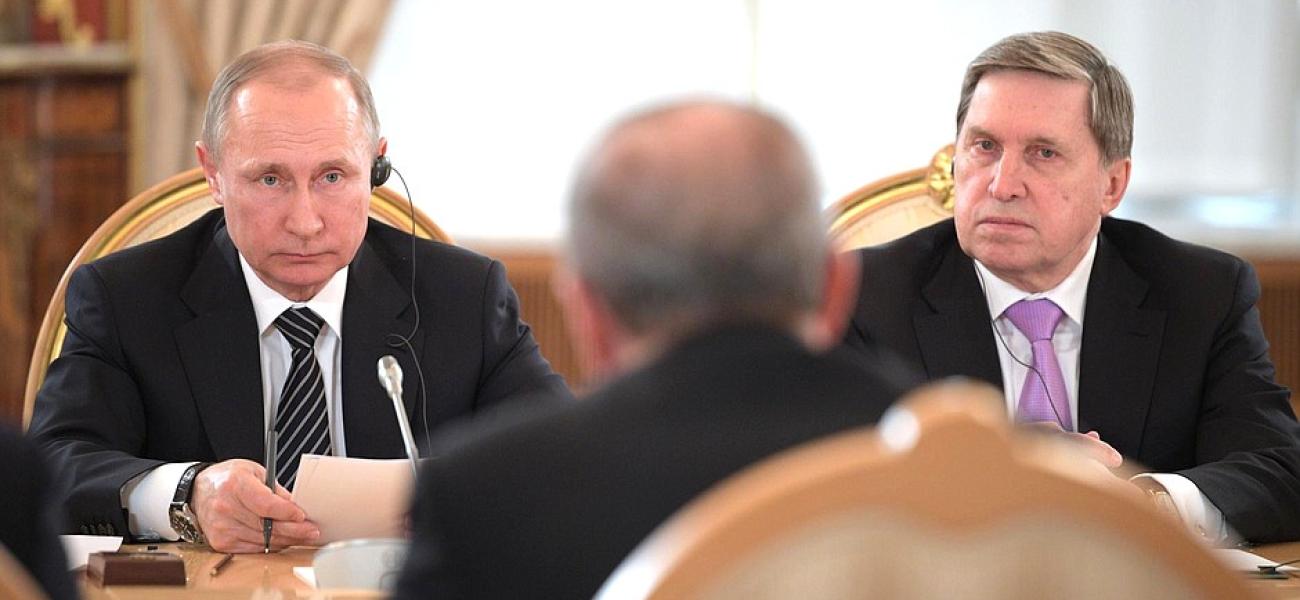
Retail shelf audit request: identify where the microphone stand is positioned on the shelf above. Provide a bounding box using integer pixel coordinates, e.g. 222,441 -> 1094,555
378,356 -> 421,479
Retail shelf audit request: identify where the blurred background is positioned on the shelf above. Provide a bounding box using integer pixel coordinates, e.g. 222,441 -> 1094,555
2,0 -> 1299,427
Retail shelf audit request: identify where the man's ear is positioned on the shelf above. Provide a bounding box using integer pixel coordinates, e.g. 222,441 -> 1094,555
1101,157 -> 1131,216
196,142 -> 223,205
553,267 -> 623,382
800,249 -> 860,351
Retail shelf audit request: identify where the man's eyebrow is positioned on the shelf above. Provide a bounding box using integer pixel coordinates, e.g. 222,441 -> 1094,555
317,159 -> 356,172
964,126 -> 997,141
234,159 -> 357,174
1025,134 -> 1067,148
236,161 -> 287,175
963,127 -> 1067,149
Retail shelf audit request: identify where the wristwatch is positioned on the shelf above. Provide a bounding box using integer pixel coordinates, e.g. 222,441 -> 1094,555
1133,478 -> 1181,520
168,462 -> 213,544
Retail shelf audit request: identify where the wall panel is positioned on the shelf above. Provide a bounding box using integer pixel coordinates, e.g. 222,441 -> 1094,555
497,249 -> 1300,417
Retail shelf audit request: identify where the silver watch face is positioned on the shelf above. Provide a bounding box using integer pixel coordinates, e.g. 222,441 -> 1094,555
169,504 -> 205,544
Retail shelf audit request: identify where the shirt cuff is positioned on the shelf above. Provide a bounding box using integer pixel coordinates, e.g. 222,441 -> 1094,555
121,462 -> 198,541
1132,472 -> 1231,543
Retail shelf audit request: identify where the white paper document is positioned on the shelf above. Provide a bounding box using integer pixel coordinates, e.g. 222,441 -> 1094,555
294,566 -> 318,588
60,535 -> 122,570
1212,548 -> 1296,573
292,454 -> 414,544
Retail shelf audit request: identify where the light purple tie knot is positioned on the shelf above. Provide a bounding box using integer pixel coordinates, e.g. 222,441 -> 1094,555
1003,298 -> 1064,342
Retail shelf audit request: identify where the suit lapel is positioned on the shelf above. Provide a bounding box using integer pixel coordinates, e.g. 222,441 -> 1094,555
914,245 -> 1003,385
175,223 -> 264,461
340,233 -> 423,458
1077,232 -> 1165,455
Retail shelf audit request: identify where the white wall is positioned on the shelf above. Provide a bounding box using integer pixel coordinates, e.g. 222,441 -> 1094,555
369,1 -> 752,243
369,0 -> 1300,244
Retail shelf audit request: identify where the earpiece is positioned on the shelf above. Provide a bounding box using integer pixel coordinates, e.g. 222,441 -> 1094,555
382,163 -> 433,453
371,155 -> 392,189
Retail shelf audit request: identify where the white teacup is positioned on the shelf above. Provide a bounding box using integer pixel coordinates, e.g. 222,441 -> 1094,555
312,538 -> 410,591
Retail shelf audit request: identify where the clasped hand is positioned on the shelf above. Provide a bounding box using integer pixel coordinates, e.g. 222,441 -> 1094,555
1028,422 -> 1124,469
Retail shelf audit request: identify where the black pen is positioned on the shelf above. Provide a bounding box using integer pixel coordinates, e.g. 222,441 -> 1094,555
264,429 -> 277,554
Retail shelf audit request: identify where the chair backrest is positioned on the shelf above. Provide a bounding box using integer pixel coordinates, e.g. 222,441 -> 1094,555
597,381 -> 1255,600
827,144 -> 955,251
22,167 -> 450,428
0,543 -> 48,600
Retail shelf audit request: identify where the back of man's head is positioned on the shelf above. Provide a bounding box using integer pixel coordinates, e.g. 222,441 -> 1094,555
567,101 -> 826,344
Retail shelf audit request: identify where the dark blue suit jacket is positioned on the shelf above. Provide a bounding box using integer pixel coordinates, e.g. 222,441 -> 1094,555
844,217 -> 1300,542
393,326 -> 918,599
0,426 -> 76,600
28,208 -> 569,539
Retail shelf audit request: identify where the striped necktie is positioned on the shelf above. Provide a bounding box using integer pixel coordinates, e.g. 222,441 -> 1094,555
273,307 -> 333,489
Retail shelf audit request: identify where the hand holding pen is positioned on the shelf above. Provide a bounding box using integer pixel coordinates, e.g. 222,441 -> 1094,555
187,457 -> 320,554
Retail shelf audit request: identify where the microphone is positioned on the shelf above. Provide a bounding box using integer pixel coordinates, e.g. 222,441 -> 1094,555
377,356 -> 420,478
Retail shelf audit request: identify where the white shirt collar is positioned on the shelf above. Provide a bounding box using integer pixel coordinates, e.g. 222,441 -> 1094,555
974,236 -> 1097,327
238,254 -> 348,340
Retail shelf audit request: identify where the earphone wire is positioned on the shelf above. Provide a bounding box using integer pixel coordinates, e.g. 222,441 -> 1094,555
384,165 -> 434,454
973,265 -> 1069,430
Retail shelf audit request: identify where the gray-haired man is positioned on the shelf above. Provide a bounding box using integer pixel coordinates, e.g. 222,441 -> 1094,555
394,100 -> 916,599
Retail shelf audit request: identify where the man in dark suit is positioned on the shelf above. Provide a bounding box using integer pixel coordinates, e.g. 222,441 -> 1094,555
844,31 -> 1300,542
0,425 -> 76,600
393,101 -> 916,598
27,40 -> 567,554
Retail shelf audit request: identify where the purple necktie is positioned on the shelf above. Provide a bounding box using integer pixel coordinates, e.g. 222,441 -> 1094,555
1004,298 -> 1073,431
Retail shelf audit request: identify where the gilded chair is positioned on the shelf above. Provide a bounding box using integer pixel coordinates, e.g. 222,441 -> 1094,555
22,167 -> 449,428
828,144 -> 955,251
597,380 -> 1255,600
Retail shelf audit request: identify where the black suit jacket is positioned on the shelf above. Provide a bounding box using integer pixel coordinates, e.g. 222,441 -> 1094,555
0,426 -> 76,600
844,217 -> 1300,542
28,208 -> 569,539
392,326 -> 917,599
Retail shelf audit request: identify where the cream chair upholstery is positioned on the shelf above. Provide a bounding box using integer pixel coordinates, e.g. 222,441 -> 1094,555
828,145 -> 955,251
597,381 -> 1255,600
22,167 -> 449,428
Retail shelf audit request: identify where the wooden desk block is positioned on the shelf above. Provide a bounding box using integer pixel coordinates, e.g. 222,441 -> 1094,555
87,552 -> 186,586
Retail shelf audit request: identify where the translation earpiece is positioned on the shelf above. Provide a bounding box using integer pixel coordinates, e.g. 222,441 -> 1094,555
371,155 -> 392,189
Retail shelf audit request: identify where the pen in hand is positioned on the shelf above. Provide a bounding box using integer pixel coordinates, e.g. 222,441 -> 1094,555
264,429 -> 277,554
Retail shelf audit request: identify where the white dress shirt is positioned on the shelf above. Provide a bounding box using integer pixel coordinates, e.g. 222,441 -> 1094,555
975,239 -> 1092,427
121,255 -> 349,540
973,236 -> 1230,542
